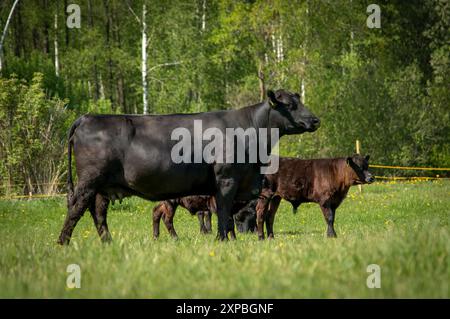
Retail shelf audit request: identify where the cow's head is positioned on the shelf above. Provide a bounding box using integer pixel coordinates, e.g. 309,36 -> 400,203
267,89 -> 320,135
347,154 -> 374,184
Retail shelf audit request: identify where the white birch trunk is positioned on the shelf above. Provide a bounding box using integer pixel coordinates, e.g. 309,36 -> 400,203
0,0 -> 20,74
301,5 -> 309,104
301,78 -> 306,104
142,4 -> 148,114
201,0 -> 206,32
99,73 -> 105,100
54,13 -> 60,77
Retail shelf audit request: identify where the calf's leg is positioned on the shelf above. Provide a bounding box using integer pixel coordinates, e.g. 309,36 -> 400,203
197,211 -> 208,234
162,203 -> 178,239
320,205 -> 337,238
89,193 -> 112,243
204,211 -> 212,233
256,195 -> 271,240
152,202 -> 166,239
266,196 -> 281,239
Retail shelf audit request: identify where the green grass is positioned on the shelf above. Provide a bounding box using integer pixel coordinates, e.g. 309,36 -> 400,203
0,180 -> 449,298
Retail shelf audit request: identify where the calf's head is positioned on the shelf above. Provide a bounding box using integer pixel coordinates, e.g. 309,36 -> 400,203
347,154 -> 374,184
267,89 -> 320,135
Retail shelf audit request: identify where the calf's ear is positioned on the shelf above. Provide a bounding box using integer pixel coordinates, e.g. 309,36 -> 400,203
346,157 -> 353,166
365,155 -> 370,161
267,90 -> 278,107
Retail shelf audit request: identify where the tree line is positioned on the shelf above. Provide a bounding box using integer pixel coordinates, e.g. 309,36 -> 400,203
0,0 -> 448,195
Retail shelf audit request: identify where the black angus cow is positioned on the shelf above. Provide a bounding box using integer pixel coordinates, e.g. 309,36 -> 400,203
256,155 -> 374,239
57,89 -> 320,244
152,196 -> 257,239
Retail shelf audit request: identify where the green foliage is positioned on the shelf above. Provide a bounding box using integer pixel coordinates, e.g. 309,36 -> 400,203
0,73 -> 74,195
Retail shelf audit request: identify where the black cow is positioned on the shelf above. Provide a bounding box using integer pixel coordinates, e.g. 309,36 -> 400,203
57,89 -> 320,244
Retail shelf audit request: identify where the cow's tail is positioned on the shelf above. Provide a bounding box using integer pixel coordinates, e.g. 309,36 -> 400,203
67,117 -> 83,202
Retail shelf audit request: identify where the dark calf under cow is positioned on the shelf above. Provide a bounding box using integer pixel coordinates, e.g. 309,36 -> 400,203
153,196 -> 257,239
256,155 -> 374,239
57,89 -> 320,244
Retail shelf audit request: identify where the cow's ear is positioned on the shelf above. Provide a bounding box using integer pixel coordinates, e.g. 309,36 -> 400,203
365,155 -> 370,162
267,90 -> 278,107
294,93 -> 301,100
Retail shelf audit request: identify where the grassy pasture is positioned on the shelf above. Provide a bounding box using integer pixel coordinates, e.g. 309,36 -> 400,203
0,180 -> 448,298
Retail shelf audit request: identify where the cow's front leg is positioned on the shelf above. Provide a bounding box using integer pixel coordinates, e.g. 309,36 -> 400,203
320,205 -> 337,238
227,215 -> 236,240
215,178 -> 238,241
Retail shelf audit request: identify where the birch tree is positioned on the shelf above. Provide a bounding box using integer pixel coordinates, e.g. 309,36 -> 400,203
141,4 -> 148,114
127,1 -> 149,114
54,13 -> 59,77
0,0 -> 20,74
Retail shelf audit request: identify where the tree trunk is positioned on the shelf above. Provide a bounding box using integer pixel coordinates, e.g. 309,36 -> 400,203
88,0 -> 100,100
0,0 -> 20,73
103,0 -> 115,108
201,0 -> 206,32
142,4 -> 149,114
64,0 -> 69,46
258,62 -> 265,102
54,13 -> 60,77
0,0 -> 19,74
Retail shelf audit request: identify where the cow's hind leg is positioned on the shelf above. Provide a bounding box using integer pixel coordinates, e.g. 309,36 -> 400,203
58,185 -> 95,245
320,205 -> 337,238
266,196 -> 281,239
89,194 -> 112,243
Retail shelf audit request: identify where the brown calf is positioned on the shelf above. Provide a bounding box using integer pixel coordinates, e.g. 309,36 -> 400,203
153,196 -> 257,239
153,196 -> 215,239
256,155 -> 374,239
